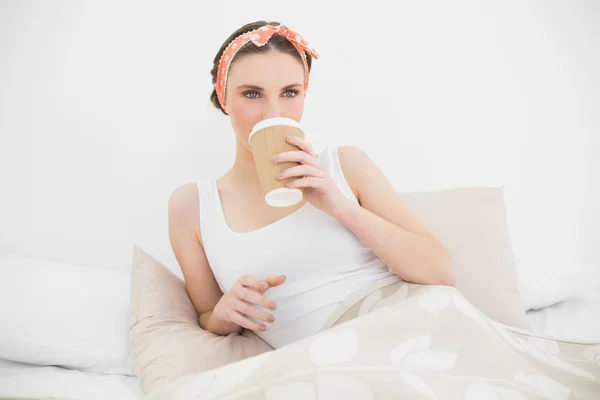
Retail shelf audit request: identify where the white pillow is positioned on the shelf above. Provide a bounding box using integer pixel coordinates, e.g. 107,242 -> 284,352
0,255 -> 134,375
519,261 -> 600,311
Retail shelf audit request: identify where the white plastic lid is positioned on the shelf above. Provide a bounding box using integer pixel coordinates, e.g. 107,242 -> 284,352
265,187 -> 303,207
249,117 -> 302,144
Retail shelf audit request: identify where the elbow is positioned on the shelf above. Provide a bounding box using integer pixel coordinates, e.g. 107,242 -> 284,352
421,238 -> 455,287
438,265 -> 456,287
435,249 -> 455,287
422,236 -> 456,287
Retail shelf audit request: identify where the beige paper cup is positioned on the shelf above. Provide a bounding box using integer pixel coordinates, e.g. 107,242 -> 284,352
249,117 -> 305,207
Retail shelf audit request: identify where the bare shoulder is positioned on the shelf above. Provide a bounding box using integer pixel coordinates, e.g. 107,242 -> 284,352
168,183 -> 198,210
337,145 -> 369,166
336,146 -> 371,199
168,183 -> 201,241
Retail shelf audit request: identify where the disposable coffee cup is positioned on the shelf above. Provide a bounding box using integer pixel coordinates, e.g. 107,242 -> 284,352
249,117 -> 305,207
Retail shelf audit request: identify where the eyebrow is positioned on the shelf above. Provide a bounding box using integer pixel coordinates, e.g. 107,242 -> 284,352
236,84 -> 303,91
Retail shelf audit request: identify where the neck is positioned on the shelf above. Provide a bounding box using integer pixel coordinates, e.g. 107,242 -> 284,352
224,137 -> 262,193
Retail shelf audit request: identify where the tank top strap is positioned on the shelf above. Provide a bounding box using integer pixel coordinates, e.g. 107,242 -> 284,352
196,179 -> 225,239
318,147 -> 360,204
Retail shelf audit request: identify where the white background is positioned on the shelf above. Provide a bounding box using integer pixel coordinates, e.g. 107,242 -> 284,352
1,0 -> 598,280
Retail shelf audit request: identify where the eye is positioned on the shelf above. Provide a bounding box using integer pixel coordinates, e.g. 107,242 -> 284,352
283,89 -> 298,97
243,91 -> 260,99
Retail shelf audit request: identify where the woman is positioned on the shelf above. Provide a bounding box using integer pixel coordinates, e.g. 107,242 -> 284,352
168,20 -> 455,349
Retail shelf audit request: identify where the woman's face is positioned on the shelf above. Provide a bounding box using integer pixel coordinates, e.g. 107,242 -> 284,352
224,50 -> 306,151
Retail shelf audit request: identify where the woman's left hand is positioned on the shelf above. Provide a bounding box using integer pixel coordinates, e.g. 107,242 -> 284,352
273,136 -> 350,217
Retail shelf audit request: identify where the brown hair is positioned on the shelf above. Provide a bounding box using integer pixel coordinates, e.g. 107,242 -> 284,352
209,20 -> 313,115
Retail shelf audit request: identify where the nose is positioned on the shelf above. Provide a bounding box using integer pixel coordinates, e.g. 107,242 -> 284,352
262,98 -> 282,120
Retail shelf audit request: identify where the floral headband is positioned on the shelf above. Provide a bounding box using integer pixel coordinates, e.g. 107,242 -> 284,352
215,24 -> 319,111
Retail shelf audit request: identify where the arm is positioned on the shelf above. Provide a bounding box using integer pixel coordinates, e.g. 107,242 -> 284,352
168,183 -> 243,336
336,146 -> 455,287
274,139 -> 455,286
169,184 -> 282,334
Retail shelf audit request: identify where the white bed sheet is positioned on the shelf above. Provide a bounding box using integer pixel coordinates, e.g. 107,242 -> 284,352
0,359 -> 142,400
526,283 -> 600,342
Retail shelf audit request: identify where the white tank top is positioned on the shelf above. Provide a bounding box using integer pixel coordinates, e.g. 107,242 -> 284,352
197,147 -> 398,348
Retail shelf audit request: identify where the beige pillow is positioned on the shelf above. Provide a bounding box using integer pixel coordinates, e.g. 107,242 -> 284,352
128,246 -> 273,394
398,186 -> 530,329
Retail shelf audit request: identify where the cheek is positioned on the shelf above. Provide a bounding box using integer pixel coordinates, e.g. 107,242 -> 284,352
284,97 -> 304,120
228,101 -> 262,143
229,101 -> 259,122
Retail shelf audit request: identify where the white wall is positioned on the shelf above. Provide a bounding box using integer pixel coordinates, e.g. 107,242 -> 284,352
1,0 -> 598,278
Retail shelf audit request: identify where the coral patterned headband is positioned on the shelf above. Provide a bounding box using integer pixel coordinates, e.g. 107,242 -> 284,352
215,24 -> 319,111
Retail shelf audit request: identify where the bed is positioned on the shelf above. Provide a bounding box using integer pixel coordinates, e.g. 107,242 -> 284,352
1,285 -> 598,400
1,187 -> 598,398
526,283 -> 600,343
0,359 -> 142,400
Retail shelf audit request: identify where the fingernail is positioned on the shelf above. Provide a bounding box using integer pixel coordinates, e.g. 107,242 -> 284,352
269,316 -> 275,322
261,326 -> 267,331
272,156 -> 279,162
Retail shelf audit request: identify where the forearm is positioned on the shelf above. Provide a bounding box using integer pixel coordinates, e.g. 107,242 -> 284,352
199,310 -> 243,336
333,199 -> 455,286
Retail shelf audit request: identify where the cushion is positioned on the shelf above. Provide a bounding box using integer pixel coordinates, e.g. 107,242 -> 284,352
128,245 -> 273,394
0,255 -> 134,375
398,186 -> 530,329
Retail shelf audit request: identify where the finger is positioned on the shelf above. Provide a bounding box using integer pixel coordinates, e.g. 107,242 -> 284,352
286,136 -> 315,156
235,286 -> 277,310
238,275 -> 269,293
273,151 -> 320,168
277,165 -> 325,181
233,298 -> 276,323
286,176 -> 326,189
229,310 -> 267,331
266,275 -> 286,287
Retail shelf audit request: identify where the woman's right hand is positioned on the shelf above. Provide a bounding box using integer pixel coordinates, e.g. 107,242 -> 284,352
212,275 -> 286,332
